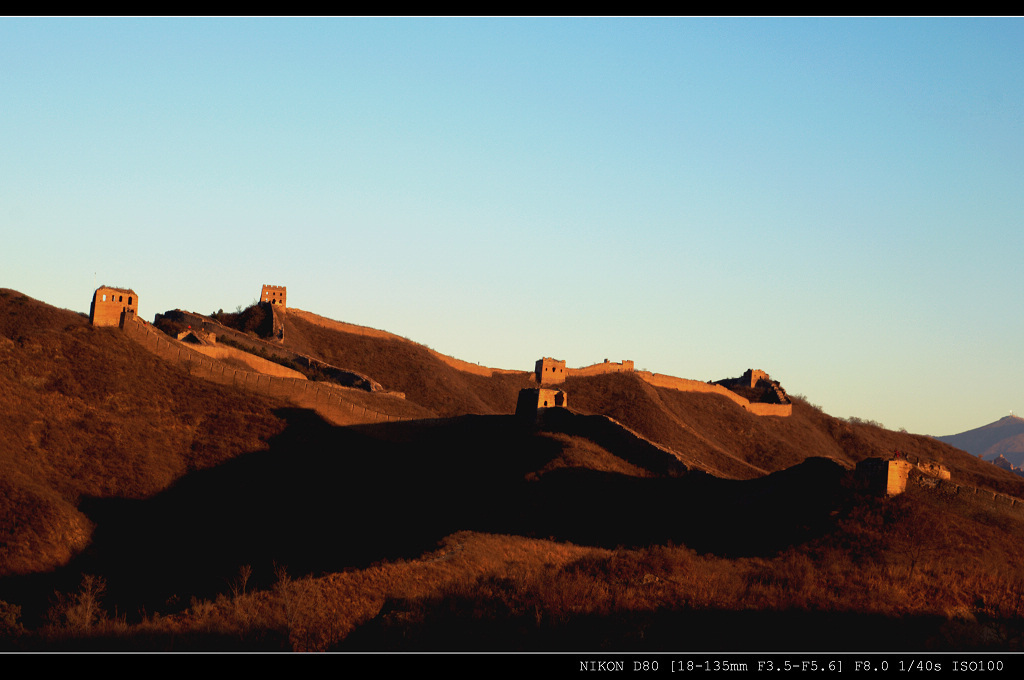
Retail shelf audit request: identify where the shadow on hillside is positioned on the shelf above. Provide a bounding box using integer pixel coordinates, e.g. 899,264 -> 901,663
339,605 -> 1015,652
2,409 -> 848,622
516,459 -> 846,555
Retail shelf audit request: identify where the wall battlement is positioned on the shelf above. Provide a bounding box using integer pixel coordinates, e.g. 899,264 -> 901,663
856,456 -> 953,496
157,308 -> 383,392
716,369 -> 792,406
531,357 -> 635,381
637,371 -> 793,416
123,315 -> 414,426
570,359 -> 635,378
288,308 -> 528,378
534,356 -> 792,417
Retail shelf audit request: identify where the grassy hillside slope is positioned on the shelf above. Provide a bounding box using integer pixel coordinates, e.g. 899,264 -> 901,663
280,308 -> 534,417
4,290 -> 1024,651
0,290 -> 290,577
275,308 -> 1020,494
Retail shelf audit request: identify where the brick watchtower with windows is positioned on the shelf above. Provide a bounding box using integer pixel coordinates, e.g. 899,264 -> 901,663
535,357 -> 567,384
260,284 -> 287,309
515,387 -> 568,423
90,286 -> 138,327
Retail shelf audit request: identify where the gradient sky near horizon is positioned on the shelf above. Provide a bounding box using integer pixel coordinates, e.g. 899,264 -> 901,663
3,17 -> 1022,437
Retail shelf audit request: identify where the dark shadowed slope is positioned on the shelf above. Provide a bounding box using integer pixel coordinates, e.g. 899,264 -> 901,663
6,289 -> 1024,651
1,409 -> 853,624
5,287 -> 1024,588
230,305 -> 1024,496
0,290 -> 290,576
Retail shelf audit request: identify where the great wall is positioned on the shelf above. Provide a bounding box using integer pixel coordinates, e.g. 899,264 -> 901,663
534,357 -> 793,417
117,308 -> 716,476
286,307 -> 526,378
93,283 -> 1021,503
87,284 -> 798,439
158,306 -> 385,392
273,304 -> 792,417
121,315 -> 418,427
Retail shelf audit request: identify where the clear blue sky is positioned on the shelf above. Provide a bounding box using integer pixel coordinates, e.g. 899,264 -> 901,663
3,17 -> 1022,436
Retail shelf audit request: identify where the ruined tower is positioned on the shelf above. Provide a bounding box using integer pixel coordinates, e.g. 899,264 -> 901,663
745,369 -> 771,388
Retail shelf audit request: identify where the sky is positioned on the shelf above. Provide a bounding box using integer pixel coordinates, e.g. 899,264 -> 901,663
2,17 -> 1022,437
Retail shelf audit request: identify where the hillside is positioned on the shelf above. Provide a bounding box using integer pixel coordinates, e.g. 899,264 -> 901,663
280,307 -> 535,416
938,415 -> 1024,467
4,290 -> 1024,651
267,306 -> 1022,494
0,290 -> 289,577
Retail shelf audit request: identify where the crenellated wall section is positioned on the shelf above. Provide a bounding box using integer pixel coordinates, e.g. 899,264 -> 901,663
533,356 -> 793,417
123,316 -> 420,426
616,370 -> 793,417
287,308 -> 529,379
159,309 -> 384,392
187,343 -> 307,380
569,359 -> 635,378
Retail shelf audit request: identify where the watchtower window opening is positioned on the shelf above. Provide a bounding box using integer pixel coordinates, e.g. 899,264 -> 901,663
128,297 -> 132,305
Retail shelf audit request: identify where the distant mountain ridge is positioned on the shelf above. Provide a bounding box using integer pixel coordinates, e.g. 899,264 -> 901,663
936,415 -> 1024,467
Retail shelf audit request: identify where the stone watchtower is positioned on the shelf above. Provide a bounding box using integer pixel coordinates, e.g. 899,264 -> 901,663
535,357 -> 567,384
743,369 -> 771,388
855,458 -> 914,496
260,284 -> 287,309
90,286 -> 138,327
516,387 -> 569,422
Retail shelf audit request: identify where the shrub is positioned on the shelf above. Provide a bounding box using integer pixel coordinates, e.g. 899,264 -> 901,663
47,574 -> 107,633
0,600 -> 25,638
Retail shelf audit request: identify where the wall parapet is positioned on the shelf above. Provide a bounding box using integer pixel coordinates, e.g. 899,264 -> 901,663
189,343 -> 307,380
634,371 -> 792,417
159,309 -> 384,393
288,307 -> 528,378
568,359 -> 635,378
535,355 -> 792,418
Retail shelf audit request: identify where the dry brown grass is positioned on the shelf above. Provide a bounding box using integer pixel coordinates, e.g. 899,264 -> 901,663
280,310 -> 534,417
0,290 -> 288,577
5,288 -> 1024,651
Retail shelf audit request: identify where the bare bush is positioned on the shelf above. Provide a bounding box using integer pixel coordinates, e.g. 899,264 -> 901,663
47,574 -> 107,633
